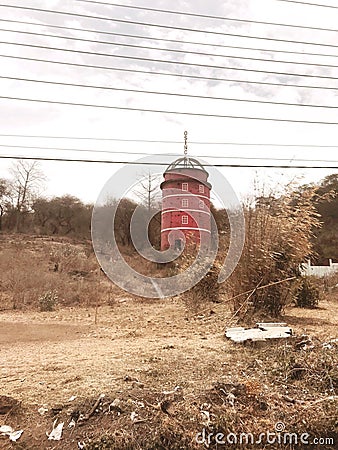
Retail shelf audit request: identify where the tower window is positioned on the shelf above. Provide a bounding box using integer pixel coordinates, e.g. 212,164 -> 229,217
199,200 -> 205,209
182,199 -> 188,208
199,184 -> 205,193
182,215 -> 188,225
182,182 -> 188,191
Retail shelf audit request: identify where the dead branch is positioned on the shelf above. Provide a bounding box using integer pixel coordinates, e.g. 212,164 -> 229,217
225,277 -> 297,302
78,394 -> 105,424
225,278 -> 264,326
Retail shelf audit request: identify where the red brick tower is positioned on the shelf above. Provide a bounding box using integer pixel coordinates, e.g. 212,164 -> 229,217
160,132 -> 211,251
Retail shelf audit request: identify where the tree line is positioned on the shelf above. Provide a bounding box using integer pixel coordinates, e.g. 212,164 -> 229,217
0,160 -> 337,263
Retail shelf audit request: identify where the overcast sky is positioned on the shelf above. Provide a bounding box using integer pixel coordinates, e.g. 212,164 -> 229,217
0,0 -> 337,203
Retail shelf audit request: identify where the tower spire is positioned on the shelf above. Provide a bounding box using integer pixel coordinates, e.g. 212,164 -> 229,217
184,130 -> 188,156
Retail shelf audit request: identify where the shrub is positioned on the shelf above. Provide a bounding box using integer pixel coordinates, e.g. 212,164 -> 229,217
38,290 -> 58,311
224,184 -> 322,318
295,276 -> 321,308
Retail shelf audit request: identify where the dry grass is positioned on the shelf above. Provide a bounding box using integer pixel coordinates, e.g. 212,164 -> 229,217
0,234 -> 122,311
1,294 -> 337,449
0,234 -> 337,449
222,187 -> 322,318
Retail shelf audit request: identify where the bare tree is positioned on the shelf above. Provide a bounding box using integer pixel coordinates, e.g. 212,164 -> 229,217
133,173 -> 161,212
10,160 -> 46,232
0,178 -> 12,231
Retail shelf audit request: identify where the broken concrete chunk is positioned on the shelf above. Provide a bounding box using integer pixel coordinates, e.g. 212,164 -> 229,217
225,323 -> 292,343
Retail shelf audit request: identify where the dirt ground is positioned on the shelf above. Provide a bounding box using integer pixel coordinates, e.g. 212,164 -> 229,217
1,295 -> 338,449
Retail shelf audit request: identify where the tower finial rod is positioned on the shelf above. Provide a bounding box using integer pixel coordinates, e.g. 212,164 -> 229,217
184,130 -> 188,156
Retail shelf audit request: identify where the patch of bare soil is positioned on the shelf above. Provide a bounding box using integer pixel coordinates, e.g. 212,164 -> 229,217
1,296 -> 337,449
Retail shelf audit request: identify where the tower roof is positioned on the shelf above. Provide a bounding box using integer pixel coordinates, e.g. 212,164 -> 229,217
164,156 -> 207,173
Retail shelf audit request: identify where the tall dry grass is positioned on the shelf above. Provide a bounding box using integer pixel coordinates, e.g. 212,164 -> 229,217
0,237 -> 115,311
224,186 -> 322,317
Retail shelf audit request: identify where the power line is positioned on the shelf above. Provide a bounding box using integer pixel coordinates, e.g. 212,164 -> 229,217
2,76 -> 337,110
1,54 -> 337,91
0,154 -> 337,169
2,17 -> 338,59
2,28 -> 338,70
1,4 -> 338,49
0,134 -> 337,148
276,0 -> 338,9
2,41 -> 338,81
0,144 -> 337,163
1,95 -> 338,125
75,0 -> 338,33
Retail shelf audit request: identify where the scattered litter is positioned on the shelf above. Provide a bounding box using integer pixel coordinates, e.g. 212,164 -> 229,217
68,395 -> 77,402
78,442 -> 86,449
78,394 -> 105,424
38,407 -> 48,415
0,426 -> 23,442
201,410 -> 210,426
109,398 -> 122,415
323,338 -> 338,350
225,323 -> 292,343
68,418 -> 76,429
294,335 -> 315,351
130,411 -> 138,422
128,399 -> 145,409
9,430 -> 23,442
130,410 -> 146,424
47,419 -> 64,440
0,425 -> 13,434
226,393 -> 236,407
124,375 -> 139,382
162,386 -> 181,395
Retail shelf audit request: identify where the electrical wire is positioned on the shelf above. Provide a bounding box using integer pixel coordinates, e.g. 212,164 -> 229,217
1,54 -> 337,91
2,17 -> 338,59
1,95 -> 338,124
276,0 -> 338,9
2,40 -> 338,81
1,4 -> 338,48
75,0 -> 338,33
0,154 -> 337,169
0,135 -> 337,148
2,76 -> 337,110
2,28 -> 338,70
0,144 -> 337,163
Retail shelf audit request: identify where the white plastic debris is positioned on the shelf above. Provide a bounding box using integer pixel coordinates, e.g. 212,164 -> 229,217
226,393 -> 236,407
323,338 -> 338,350
78,442 -> 86,449
68,395 -> 77,402
201,410 -> 211,426
0,425 -> 13,434
130,411 -> 138,422
162,386 -> 181,395
47,419 -> 64,441
111,398 -> 120,408
38,407 -> 48,415
68,418 -> 76,429
0,426 -> 23,442
9,430 -> 23,442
